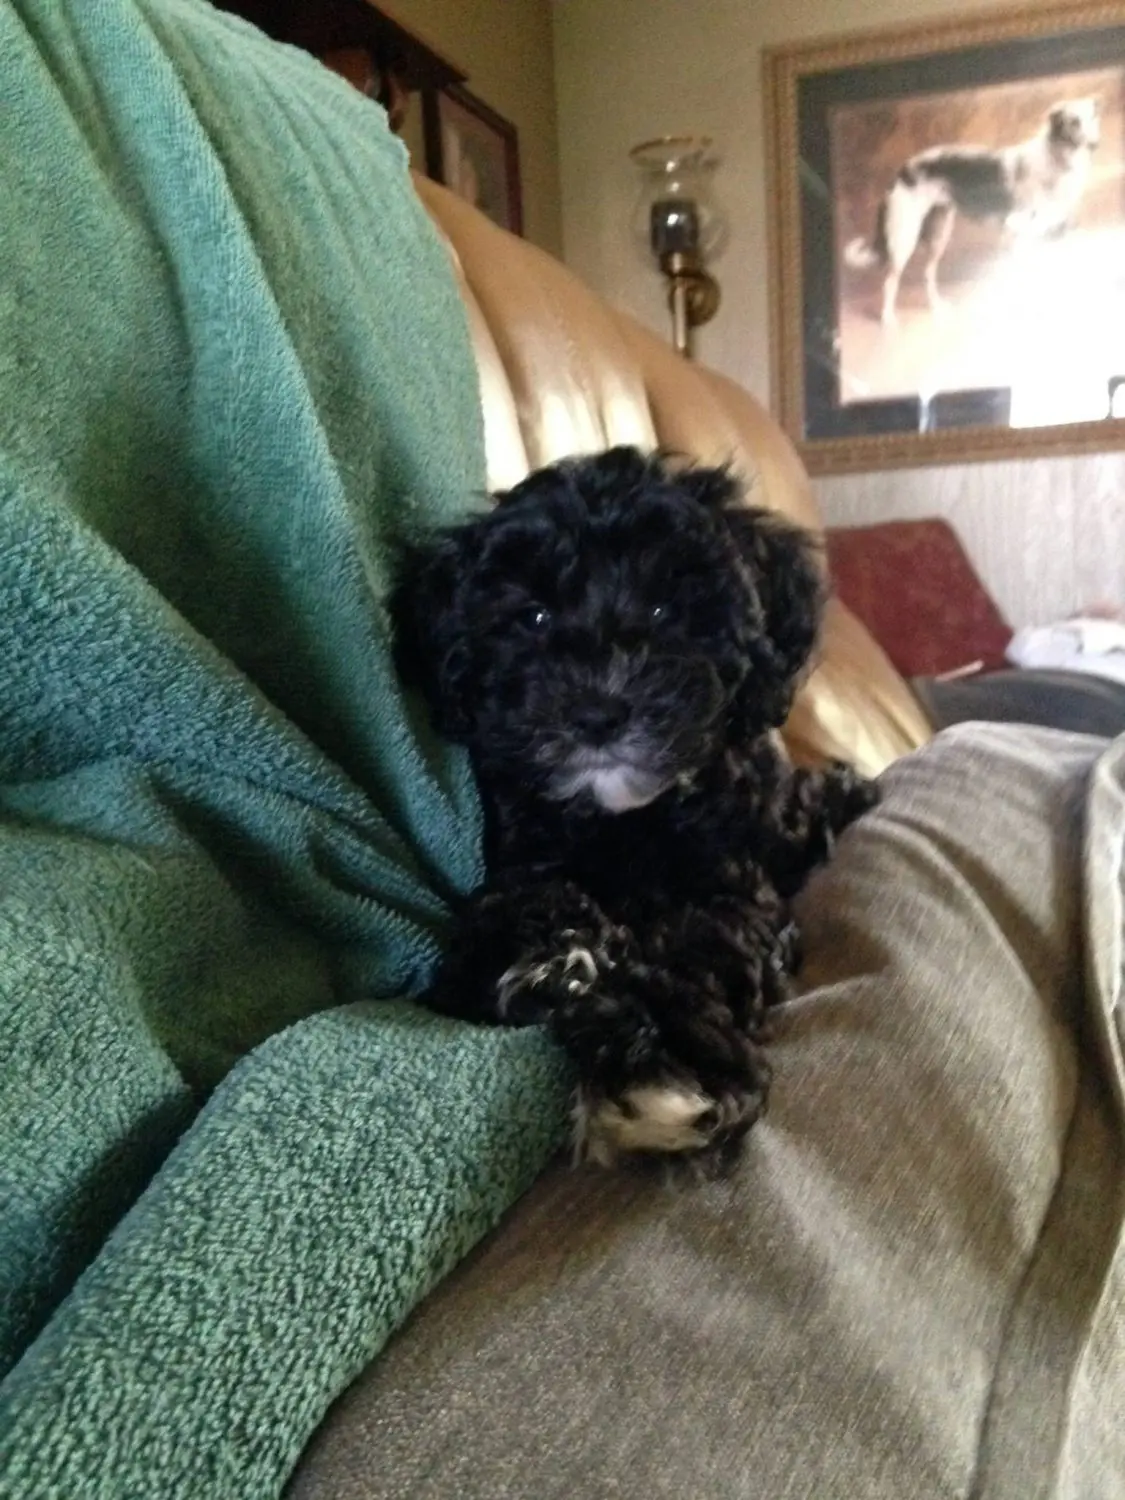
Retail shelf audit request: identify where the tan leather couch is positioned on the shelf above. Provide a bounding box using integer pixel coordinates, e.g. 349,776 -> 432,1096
414,177 -> 933,779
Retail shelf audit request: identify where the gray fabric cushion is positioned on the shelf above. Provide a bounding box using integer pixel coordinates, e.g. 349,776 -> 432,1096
288,725 -> 1125,1500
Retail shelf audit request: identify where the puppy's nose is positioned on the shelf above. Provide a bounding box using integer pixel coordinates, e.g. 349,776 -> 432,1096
571,695 -> 631,745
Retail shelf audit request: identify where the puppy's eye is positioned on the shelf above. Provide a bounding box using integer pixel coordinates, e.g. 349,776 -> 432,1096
524,605 -> 552,631
650,604 -> 667,623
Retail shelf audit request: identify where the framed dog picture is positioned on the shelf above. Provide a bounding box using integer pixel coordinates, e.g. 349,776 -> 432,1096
764,1 -> 1125,474
422,84 -> 523,235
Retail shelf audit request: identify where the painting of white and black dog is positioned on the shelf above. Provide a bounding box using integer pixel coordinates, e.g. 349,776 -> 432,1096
845,97 -> 1100,324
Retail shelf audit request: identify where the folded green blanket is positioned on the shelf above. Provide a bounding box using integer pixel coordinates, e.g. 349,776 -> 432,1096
0,1 -> 570,1493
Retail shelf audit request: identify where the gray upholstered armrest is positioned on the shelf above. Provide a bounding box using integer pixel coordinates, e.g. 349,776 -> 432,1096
289,727 -> 1125,1500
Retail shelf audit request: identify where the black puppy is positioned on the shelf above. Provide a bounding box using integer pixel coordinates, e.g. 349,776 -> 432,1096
392,447 -> 876,1166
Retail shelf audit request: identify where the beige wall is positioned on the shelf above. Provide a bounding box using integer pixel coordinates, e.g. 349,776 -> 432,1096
552,0 -> 1125,628
387,0 -> 562,255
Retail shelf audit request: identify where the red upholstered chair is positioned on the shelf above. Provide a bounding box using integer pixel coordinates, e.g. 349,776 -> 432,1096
826,518 -> 1125,737
824,518 -> 1013,680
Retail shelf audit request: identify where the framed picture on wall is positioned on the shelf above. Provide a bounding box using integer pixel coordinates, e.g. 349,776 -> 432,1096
764,1 -> 1125,474
423,84 -> 523,235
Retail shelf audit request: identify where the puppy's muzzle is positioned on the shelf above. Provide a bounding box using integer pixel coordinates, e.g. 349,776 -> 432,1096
569,692 -> 632,747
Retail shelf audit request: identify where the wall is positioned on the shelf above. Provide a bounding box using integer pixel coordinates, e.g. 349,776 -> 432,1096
387,0 -> 562,255
552,0 -> 1125,627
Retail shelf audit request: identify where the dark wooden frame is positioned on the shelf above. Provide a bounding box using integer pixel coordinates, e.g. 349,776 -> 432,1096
422,83 -> 523,236
215,0 -> 465,94
764,0 -> 1125,475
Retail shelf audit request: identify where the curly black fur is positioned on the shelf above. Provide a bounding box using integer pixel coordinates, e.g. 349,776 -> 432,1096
392,447 -> 877,1166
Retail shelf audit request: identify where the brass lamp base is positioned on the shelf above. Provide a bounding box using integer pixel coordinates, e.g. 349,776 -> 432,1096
660,250 -> 720,359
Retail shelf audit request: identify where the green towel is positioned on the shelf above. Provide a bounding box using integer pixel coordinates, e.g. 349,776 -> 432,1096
0,1 -> 571,1494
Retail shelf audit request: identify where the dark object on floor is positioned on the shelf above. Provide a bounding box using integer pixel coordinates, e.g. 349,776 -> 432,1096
915,667 -> 1125,738
393,447 -> 878,1166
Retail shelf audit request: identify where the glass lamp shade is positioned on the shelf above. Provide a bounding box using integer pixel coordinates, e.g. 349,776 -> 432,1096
628,136 -> 728,264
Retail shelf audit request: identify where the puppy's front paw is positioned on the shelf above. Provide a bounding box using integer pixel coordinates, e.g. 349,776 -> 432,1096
824,762 -> 880,830
575,1074 -> 767,1169
496,937 -> 603,1023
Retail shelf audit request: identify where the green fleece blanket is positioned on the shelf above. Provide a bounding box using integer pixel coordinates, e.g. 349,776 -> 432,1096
0,1 -> 570,1494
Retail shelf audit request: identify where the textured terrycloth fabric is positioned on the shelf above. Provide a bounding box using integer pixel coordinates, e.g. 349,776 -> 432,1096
289,725 -> 1125,1500
0,0 -> 570,1493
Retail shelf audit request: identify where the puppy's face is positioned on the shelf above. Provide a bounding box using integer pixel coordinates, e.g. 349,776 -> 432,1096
393,449 -> 822,812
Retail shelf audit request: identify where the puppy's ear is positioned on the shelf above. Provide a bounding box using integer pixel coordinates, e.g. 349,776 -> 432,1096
725,506 -> 824,673
676,465 -> 825,697
390,524 -> 485,739
673,461 -> 744,514
706,488 -> 825,732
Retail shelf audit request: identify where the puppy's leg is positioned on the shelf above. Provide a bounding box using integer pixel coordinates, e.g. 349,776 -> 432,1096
427,878 -> 622,1026
556,895 -> 789,1168
762,760 -> 879,898
432,879 -> 794,1169
495,891 -> 629,1026
433,882 -> 761,1163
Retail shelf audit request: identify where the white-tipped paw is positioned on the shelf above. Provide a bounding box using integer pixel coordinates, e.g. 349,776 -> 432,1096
575,1081 -> 722,1166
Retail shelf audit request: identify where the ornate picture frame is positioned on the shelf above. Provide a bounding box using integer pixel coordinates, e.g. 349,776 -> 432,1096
764,1 -> 1125,474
